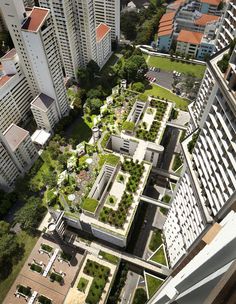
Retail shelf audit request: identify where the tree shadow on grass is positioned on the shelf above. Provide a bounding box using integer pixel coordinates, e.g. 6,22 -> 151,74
64,116 -> 92,144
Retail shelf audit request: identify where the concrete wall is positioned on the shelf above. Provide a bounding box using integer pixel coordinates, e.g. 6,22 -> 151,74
91,225 -> 126,247
110,135 -> 138,156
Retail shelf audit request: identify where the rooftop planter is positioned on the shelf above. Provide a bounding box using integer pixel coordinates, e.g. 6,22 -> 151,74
17,285 -> 31,297
50,272 -> 63,284
41,244 -> 53,254
83,259 -> 110,304
77,277 -> 89,293
99,160 -> 145,228
38,295 -> 52,304
30,263 -> 42,274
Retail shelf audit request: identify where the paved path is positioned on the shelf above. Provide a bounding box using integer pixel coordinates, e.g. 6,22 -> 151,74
140,195 -> 170,209
151,167 -> 180,181
166,122 -> 188,131
73,238 -> 170,278
120,272 -> 140,304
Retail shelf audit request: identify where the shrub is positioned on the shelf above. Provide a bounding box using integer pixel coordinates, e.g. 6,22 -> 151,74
122,121 -> 135,132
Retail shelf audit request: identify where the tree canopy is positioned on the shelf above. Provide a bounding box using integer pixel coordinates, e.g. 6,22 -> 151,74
14,197 -> 46,233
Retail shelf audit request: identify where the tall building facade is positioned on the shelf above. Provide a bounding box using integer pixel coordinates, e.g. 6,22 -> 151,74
149,211 -> 236,304
162,0 -> 236,269
0,49 -> 34,132
0,124 -> 38,190
1,1 -> 69,118
38,0 -> 82,78
38,0 -> 120,77
94,0 -> 120,41
21,6 -> 69,117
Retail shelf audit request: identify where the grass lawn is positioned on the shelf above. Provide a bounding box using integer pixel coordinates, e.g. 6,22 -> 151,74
146,55 -> 206,78
172,154 -> 183,171
0,231 -> 38,301
163,195 -> 171,204
98,154 -> 120,168
149,229 -> 162,252
146,274 -> 163,298
99,251 -> 120,265
64,116 -> 92,144
81,198 -> 99,213
150,245 -> 167,266
144,84 -> 189,111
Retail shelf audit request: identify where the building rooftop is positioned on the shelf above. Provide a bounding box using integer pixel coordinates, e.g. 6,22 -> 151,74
1,48 -> 17,61
96,23 -> 111,42
22,7 -> 49,32
3,124 -> 29,152
158,22 -> 173,36
0,75 -> 14,88
177,30 -> 203,45
195,14 -> 220,26
200,0 -> 221,5
31,93 -> 55,112
31,129 -> 51,146
159,12 -> 176,23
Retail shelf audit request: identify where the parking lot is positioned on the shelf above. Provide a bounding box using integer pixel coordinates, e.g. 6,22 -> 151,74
146,67 -> 175,91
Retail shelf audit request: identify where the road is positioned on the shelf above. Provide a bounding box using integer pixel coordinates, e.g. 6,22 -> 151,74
120,271 -> 140,304
146,69 -> 174,90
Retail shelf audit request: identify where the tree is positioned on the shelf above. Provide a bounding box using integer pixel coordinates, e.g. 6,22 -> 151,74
42,170 -> 57,188
120,11 -> 139,40
121,55 -> 148,82
87,60 -> 100,77
86,98 -> 103,114
14,197 -> 46,233
77,68 -> 89,88
47,141 -> 61,160
0,233 -> 22,280
132,82 -> 145,92
0,221 -> 10,237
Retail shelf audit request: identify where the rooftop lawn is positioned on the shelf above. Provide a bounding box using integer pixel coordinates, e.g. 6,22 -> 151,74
146,274 -> 163,298
77,277 -> 89,293
150,245 -> 167,266
0,231 -> 38,301
99,251 -> 120,265
98,154 -> 120,169
146,55 -> 206,78
149,229 -> 162,252
82,198 -> 99,213
143,84 -> 189,111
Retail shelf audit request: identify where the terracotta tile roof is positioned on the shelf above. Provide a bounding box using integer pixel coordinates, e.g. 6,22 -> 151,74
200,0 -> 221,5
0,75 -> 14,87
31,93 -> 54,112
167,0 -> 185,11
159,20 -> 173,27
96,23 -> 111,42
159,12 -> 176,23
3,124 -> 29,152
1,49 -> 17,61
22,7 -> 49,32
158,29 -> 173,37
195,14 -> 220,26
177,30 -> 203,45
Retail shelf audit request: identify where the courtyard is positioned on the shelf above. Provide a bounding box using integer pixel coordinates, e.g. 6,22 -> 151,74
3,237 -> 84,304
